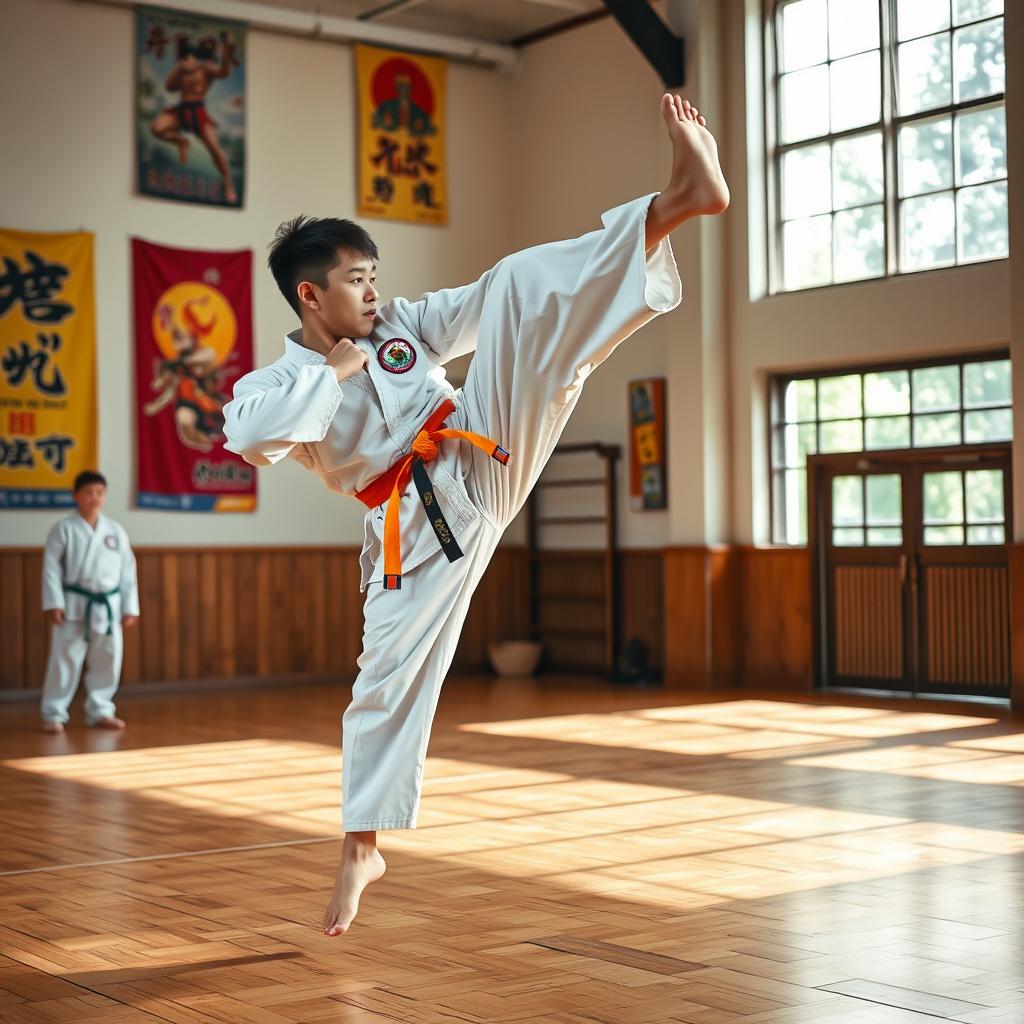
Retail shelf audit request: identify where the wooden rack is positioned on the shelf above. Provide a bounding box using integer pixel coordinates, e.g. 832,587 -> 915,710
525,442 -> 620,675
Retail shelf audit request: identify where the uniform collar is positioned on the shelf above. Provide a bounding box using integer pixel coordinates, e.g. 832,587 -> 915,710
283,330 -> 326,366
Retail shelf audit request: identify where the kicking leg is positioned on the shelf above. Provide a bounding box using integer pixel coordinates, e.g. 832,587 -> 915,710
458,94 -> 727,527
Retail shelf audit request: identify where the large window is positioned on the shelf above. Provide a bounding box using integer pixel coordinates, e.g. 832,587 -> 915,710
769,0 -> 1007,292
771,353 -> 1011,544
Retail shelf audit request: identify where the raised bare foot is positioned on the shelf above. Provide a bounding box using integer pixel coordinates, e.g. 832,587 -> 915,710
659,93 -> 730,217
41,721 -> 64,735
322,833 -> 386,936
89,716 -> 125,730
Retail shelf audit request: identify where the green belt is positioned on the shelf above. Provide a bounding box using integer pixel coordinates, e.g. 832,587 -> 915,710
63,583 -> 119,641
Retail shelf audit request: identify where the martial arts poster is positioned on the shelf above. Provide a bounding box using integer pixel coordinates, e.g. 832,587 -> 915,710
136,7 -> 246,208
629,378 -> 667,511
0,229 -> 97,510
355,44 -> 448,225
132,238 -> 256,512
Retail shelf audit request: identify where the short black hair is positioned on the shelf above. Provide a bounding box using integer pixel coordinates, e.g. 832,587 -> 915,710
74,470 -> 106,492
268,216 -> 380,317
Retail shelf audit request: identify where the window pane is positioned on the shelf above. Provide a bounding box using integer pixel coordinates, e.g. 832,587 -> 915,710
868,527 -> 903,546
831,51 -> 881,132
834,205 -> 885,282
865,370 -> 911,415
958,181 -> 1009,262
964,408 -> 1012,441
819,374 -> 861,419
899,117 -> 953,197
901,192 -> 956,271
913,364 -> 960,411
821,419 -> 864,452
829,0 -> 880,58
834,527 -> 865,546
782,0 -> 829,72
956,105 -> 1007,186
785,378 -> 817,421
833,475 -> 864,525
785,469 -> 808,544
899,35 -> 952,115
968,524 -> 1005,544
925,525 -> 965,545
966,468 -> 1004,523
784,423 -> 818,466
783,144 -> 831,218
924,471 -> 964,523
782,65 -> 831,143
954,19 -> 1006,103
784,215 -> 832,289
914,412 -> 962,446
954,0 -> 1003,25
866,416 -> 911,449
867,474 -> 902,525
964,359 -> 1010,408
898,0 -> 951,39
834,132 -> 884,209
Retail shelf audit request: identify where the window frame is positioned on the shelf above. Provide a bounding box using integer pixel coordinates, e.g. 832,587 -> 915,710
769,346 -> 1012,545
764,0 -> 1008,294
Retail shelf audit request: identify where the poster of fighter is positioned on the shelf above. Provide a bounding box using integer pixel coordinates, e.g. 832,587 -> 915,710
135,7 -> 245,208
132,239 -> 255,512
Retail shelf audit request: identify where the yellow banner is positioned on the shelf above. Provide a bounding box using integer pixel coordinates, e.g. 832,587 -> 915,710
356,44 -> 447,226
0,230 -> 97,509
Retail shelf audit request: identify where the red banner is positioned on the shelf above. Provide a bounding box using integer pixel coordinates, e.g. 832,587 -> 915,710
132,238 -> 255,511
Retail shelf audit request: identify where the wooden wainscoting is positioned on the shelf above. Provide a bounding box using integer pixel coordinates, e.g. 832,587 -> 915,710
2,543 -> 820,696
663,546 -> 812,691
0,545 -> 529,694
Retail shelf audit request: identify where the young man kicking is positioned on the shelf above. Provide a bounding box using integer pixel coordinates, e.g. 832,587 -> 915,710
223,94 -> 728,935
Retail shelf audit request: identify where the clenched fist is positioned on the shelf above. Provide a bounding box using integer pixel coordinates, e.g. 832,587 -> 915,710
326,338 -> 369,383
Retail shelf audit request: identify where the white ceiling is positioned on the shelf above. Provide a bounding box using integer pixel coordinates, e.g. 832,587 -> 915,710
245,0 -> 607,45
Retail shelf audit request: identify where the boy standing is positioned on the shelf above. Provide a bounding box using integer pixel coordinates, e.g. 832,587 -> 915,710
40,471 -> 140,734
223,95 -> 728,934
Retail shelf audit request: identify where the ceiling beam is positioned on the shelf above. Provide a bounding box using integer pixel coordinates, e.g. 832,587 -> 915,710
601,0 -> 684,87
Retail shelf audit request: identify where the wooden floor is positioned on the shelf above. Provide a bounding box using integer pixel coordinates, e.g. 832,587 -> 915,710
1,679 -> 1024,1024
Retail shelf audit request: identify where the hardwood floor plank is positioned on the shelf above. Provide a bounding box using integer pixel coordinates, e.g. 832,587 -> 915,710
1,683 -> 1022,1022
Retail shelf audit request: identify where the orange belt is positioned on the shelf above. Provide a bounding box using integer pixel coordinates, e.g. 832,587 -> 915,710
354,398 -> 509,590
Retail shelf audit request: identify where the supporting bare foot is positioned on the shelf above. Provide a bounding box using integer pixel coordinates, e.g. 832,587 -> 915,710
176,135 -> 190,164
645,94 -> 730,249
224,181 -> 239,205
41,721 -> 64,735
89,716 -> 126,730
322,832 -> 386,936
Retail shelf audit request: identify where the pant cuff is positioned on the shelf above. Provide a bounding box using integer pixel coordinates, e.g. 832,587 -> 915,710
343,817 -> 416,831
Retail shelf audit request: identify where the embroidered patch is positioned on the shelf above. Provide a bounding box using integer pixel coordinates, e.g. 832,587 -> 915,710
104,534 -> 119,550
378,338 -> 416,374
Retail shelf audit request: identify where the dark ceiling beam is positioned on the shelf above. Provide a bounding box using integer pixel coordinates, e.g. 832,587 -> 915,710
601,0 -> 684,87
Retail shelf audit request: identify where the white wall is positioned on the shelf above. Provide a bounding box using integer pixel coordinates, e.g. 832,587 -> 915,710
0,0 -> 515,546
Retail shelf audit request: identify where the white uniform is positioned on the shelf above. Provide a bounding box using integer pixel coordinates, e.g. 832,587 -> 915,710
224,194 -> 681,830
40,513 -> 140,725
